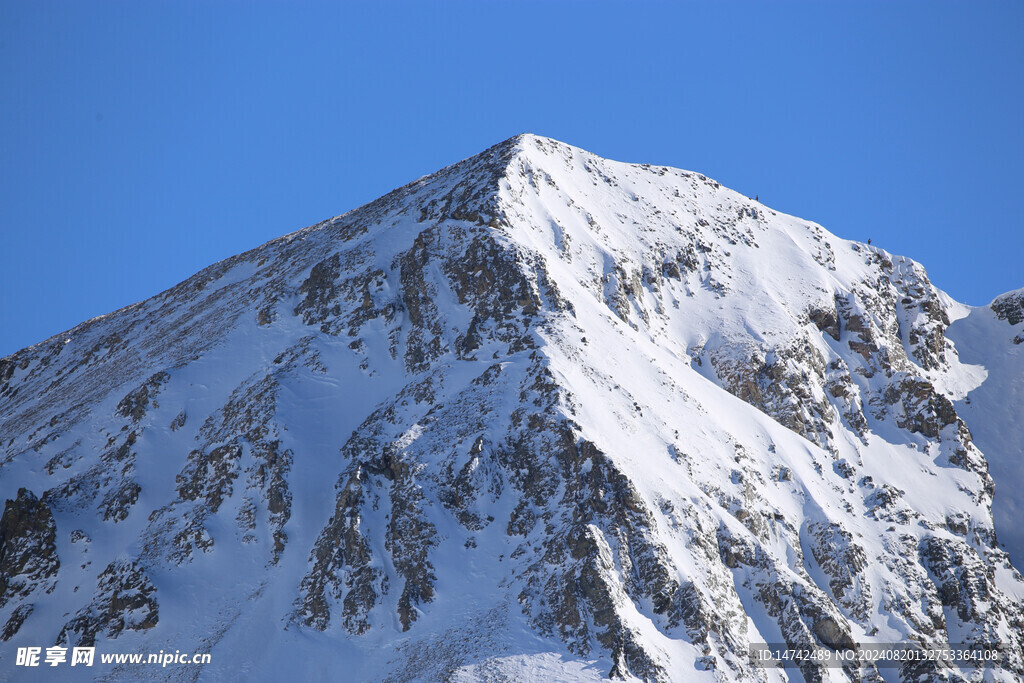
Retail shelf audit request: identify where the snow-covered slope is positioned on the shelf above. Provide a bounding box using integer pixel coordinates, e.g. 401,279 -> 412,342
946,289 -> 1024,571
1,135 -> 1022,682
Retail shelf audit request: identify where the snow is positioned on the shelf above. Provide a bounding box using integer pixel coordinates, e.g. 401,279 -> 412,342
947,294 -> 1024,570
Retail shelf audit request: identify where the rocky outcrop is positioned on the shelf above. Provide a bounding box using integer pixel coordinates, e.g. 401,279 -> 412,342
143,370 -> 295,566
707,337 -> 840,452
0,489 -> 59,606
295,464 -> 384,634
58,559 -> 158,647
115,370 -> 170,423
804,521 -> 871,621
991,290 -> 1024,326
1,603 -> 33,641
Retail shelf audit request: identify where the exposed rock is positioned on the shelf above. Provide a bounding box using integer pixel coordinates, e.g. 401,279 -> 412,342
116,370 -> 170,423
991,290 -> 1024,326
58,559 -> 158,647
808,303 -> 841,341
295,465 -> 384,634
883,377 -> 960,440
804,521 -> 871,620
0,489 -> 59,606
1,603 -> 32,640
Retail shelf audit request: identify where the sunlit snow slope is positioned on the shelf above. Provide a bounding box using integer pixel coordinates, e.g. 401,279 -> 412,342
1,135 -> 1022,682
947,289 -> 1024,571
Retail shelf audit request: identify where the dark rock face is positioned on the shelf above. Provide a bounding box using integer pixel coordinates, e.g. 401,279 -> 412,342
708,337 -> 841,451
809,303 -> 841,342
296,464 -> 383,635
148,371 -> 294,566
58,559 -> 158,647
508,427 -> 678,680
805,521 -> 870,620
991,291 -> 1024,326
116,370 -> 170,423
884,377 -> 959,439
0,489 -> 59,607
916,535 -> 1024,678
1,603 -> 32,641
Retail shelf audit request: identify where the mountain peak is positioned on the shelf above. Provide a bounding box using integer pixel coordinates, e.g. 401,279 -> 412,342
2,138 -> 1023,681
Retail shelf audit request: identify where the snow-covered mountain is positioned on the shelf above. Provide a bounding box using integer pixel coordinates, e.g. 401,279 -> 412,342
1,134 -> 1022,682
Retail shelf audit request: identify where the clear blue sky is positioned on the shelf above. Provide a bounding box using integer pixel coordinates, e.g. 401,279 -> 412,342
2,1 -> 1022,357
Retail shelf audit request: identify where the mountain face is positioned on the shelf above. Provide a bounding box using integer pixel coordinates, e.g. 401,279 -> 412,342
1,134 -> 1023,682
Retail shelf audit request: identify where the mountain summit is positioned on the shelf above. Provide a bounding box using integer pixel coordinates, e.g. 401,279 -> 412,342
2,135 -> 1023,681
